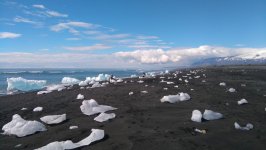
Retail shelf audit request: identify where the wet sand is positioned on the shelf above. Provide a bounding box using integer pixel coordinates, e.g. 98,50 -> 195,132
1,65 -> 266,150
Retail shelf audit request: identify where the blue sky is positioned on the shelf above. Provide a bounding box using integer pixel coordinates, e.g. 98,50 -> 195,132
0,0 -> 266,68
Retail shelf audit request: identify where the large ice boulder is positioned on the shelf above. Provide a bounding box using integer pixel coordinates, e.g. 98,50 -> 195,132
80,99 -> 117,116
40,114 -> 66,125
61,77 -> 80,85
160,92 -> 190,103
36,129 -> 104,150
7,77 -> 46,92
2,114 -> 46,137
202,110 -> 223,120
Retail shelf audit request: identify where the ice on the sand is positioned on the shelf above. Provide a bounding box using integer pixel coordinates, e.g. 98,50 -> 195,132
36,129 -> 104,150
141,90 -> 148,94
33,107 -> 43,112
129,91 -> 134,95
61,77 -> 80,85
91,82 -> 102,88
21,108 -> 27,110
2,114 -> 46,137
137,80 -> 144,83
69,126 -> 78,130
94,112 -> 116,122
160,92 -> 190,103
191,110 -> 202,122
80,99 -> 117,116
203,110 -> 223,120
79,81 -> 88,87
238,98 -> 248,105
40,114 -> 66,125
167,82 -> 174,84
37,84 -> 66,95
7,77 -> 46,92
234,122 -> 253,130
76,94 -> 84,100
37,90 -> 52,95
228,88 -> 236,92
219,82 -> 226,86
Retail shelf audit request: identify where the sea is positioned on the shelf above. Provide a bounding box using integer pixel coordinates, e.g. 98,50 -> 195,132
0,68 -> 146,95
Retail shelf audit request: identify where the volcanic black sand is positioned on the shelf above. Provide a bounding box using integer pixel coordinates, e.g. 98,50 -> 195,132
1,65 -> 266,150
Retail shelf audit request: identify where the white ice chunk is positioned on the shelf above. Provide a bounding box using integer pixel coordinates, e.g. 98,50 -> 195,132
69,126 -> 78,130
33,107 -> 43,112
46,84 -> 66,92
76,94 -> 84,100
79,81 -> 88,87
234,122 -> 253,130
238,98 -> 248,105
203,109 -> 223,120
2,114 -> 46,137
21,108 -> 27,111
129,92 -> 134,95
116,79 -> 123,83
228,88 -> 236,92
80,99 -> 117,116
191,110 -> 202,122
141,91 -> 148,94
219,82 -> 226,86
163,88 -> 168,90
160,92 -> 190,103
36,129 -> 104,150
167,82 -> 174,84
137,80 -> 144,83
174,85 -> 178,88
61,77 -> 80,85
94,112 -> 116,122
7,77 -> 46,92
37,90 -> 52,95
40,114 -> 66,125
91,82 -> 102,88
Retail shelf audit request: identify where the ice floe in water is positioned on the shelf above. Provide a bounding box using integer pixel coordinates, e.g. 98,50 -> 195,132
7,77 -> 46,93
36,129 -> 104,150
219,82 -> 226,86
203,110 -> 223,120
33,107 -> 43,112
76,94 -> 84,100
191,110 -> 202,122
80,99 -> 117,116
94,112 -> 116,122
40,114 -> 66,125
61,77 -> 80,85
234,122 -> 253,130
2,114 -> 46,137
160,92 -> 190,103
228,88 -> 236,92
237,98 -> 248,105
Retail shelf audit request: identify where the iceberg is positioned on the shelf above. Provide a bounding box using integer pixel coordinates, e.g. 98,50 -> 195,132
61,77 -> 80,85
35,129 -> 104,150
94,112 -> 116,122
160,92 -> 190,103
2,114 -> 46,137
7,77 -> 46,92
202,110 -> 223,120
80,99 -> 117,116
40,114 -> 66,125
191,110 -> 202,123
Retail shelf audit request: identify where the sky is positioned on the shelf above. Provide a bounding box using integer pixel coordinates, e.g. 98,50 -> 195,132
0,0 -> 266,68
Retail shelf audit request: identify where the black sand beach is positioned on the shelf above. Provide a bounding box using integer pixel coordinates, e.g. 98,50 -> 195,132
1,65 -> 266,150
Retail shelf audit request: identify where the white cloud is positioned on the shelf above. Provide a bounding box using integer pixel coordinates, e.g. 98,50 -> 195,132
51,22 -> 95,34
136,35 -> 159,40
0,32 -> 21,39
32,4 -> 45,9
45,10 -> 68,17
66,38 -> 80,41
94,34 -> 130,40
64,44 -> 111,51
13,16 -> 42,26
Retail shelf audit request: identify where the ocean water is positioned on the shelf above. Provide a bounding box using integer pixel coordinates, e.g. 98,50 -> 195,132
0,68 -> 142,95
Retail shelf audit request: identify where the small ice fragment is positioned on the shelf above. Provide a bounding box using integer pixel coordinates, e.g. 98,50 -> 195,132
167,82 -> 174,84
234,122 -> 253,130
202,80 -> 206,83
21,108 -> 27,111
33,107 -> 43,112
80,99 -> 117,116
94,112 -> 116,122
137,80 -> 144,83
241,84 -> 246,87
40,114 -> 66,125
76,94 -> 84,100
194,128 -> 207,134
228,88 -> 236,92
163,88 -> 168,90
141,91 -> 148,94
69,126 -> 78,130
237,99 -> 248,105
15,144 -> 22,148
145,84 -> 148,87
160,92 -> 190,103
174,85 -> 178,88
37,90 -> 52,95
202,110 -> 223,120
184,79 -> 189,83
129,92 -> 134,96
219,82 -> 226,86
2,114 -> 46,137
191,110 -> 202,123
